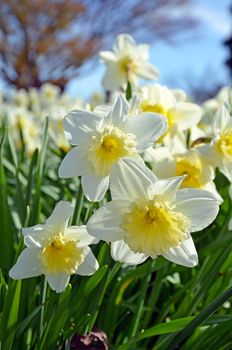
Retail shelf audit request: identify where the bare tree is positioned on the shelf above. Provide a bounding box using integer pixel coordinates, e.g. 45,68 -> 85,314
0,0 -> 198,90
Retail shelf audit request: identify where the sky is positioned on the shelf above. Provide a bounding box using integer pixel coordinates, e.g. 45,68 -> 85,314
67,0 -> 232,98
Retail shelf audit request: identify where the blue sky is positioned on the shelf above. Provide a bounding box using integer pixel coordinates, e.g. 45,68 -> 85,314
67,0 -> 232,98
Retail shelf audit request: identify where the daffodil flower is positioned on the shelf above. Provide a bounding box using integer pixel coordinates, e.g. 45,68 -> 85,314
144,146 -> 222,202
199,105 -> 232,183
139,84 -> 202,143
9,201 -> 99,293
100,34 -> 159,91
59,93 -> 167,202
87,158 -> 220,267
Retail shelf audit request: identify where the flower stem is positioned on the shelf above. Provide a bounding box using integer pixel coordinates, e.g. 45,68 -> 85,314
40,278 -> 47,337
84,202 -> 94,223
72,183 -> 84,225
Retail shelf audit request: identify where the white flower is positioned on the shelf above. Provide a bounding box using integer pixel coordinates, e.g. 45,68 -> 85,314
144,146 -> 222,201
87,157 -> 220,267
199,105 -> 232,183
59,93 -> 167,202
14,89 -> 29,108
40,83 -> 61,102
202,86 -> 232,116
9,201 -> 99,293
6,106 -> 41,155
100,34 -> 159,91
139,84 -> 202,143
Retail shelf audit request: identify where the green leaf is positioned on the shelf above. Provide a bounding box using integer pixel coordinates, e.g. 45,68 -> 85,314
30,118 -> 48,224
0,280 -> 22,350
166,286 -> 232,350
83,265 -> 108,296
0,130 -> 14,269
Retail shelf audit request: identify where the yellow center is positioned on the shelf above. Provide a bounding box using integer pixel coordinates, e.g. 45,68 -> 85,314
122,200 -> 190,257
176,158 -> 202,188
217,130 -> 232,159
140,102 -> 172,141
41,234 -> 84,274
88,125 -> 136,176
119,56 -> 136,76
141,103 -> 173,127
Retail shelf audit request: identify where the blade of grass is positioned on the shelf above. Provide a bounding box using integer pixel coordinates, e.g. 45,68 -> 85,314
0,130 -> 14,269
166,285 -> 232,350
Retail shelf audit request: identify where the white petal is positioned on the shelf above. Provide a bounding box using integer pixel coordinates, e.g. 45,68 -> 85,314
9,248 -> 42,279
58,143 -> 91,178
148,176 -> 185,202
63,110 -> 102,145
166,130 -> 188,153
142,84 -> 175,109
46,273 -> 70,293
114,34 -> 135,54
175,189 -> 220,232
125,114 -> 167,152
22,224 -> 49,245
111,240 -> 148,265
144,147 -> 176,178
46,201 -> 74,234
102,63 -> 125,91
64,225 -> 99,246
87,200 -> 130,242
24,235 -> 42,248
107,93 -> 129,127
81,174 -> 109,202
110,157 -> 157,201
136,44 -> 149,60
171,103 -> 202,130
136,62 -> 159,80
76,247 -> 99,276
129,95 -> 141,114
163,235 -> 198,267
203,181 -> 223,204
197,144 -> 217,166
99,50 -> 116,62
94,104 -> 111,117
212,105 -> 232,133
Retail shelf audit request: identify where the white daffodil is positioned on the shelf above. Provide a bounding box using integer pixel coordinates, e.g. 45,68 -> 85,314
14,88 -> 29,108
139,84 -> 202,143
9,201 -> 99,293
202,86 -> 232,116
58,93 -> 167,202
199,105 -> 232,183
144,146 -> 221,201
40,83 -> 61,103
100,34 -> 159,91
87,157 -> 220,267
6,106 -> 41,155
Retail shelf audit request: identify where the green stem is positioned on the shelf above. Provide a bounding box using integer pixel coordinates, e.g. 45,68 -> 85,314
84,202 -> 93,224
72,184 -> 84,225
125,81 -> 132,101
39,279 -> 47,337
